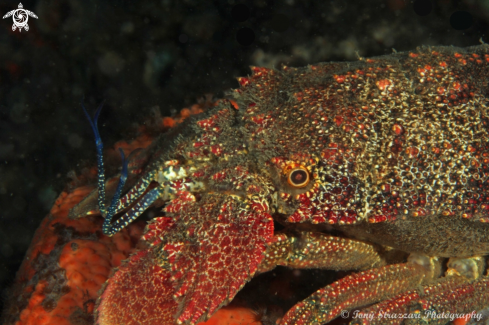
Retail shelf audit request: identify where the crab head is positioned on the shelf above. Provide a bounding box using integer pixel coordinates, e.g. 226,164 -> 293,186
94,65 -> 386,325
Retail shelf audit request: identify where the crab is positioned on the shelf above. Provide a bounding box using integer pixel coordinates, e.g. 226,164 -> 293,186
66,44 -> 489,325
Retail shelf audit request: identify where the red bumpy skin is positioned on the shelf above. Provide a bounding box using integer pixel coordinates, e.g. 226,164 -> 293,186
6,45 -> 489,325
96,45 -> 489,324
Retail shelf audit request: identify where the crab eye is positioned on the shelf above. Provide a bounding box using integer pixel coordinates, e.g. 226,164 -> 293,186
287,166 -> 310,188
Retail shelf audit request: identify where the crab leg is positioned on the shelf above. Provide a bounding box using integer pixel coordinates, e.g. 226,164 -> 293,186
259,232 -> 437,325
350,257 -> 489,325
418,277 -> 489,324
279,262 -> 431,325
349,276 -> 468,325
352,277 -> 489,325
257,232 -> 385,273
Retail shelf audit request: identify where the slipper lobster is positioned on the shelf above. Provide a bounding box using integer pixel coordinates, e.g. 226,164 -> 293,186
6,44 -> 489,325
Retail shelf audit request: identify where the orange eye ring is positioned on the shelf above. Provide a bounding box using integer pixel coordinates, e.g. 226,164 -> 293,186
287,166 -> 310,188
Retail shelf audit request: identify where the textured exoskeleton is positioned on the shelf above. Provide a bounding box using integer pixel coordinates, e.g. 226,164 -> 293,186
77,44 -> 489,325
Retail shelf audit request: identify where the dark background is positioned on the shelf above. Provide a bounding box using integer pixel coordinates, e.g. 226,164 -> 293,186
1,0 -> 488,314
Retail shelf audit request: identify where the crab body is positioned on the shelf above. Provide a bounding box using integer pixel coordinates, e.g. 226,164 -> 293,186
74,45 -> 489,325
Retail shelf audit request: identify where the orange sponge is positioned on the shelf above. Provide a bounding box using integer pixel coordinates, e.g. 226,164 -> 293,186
202,306 -> 261,325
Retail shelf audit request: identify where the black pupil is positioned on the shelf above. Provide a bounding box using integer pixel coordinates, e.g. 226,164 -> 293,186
291,170 -> 307,184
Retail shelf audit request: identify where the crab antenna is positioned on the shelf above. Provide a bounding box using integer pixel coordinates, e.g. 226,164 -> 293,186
82,100 -> 108,215
107,148 -> 128,218
82,100 -> 143,236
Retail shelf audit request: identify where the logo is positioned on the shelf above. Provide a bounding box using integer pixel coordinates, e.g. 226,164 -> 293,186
3,3 -> 38,32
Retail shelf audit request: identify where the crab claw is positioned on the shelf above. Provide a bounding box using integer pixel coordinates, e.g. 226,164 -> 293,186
96,248 -> 178,325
